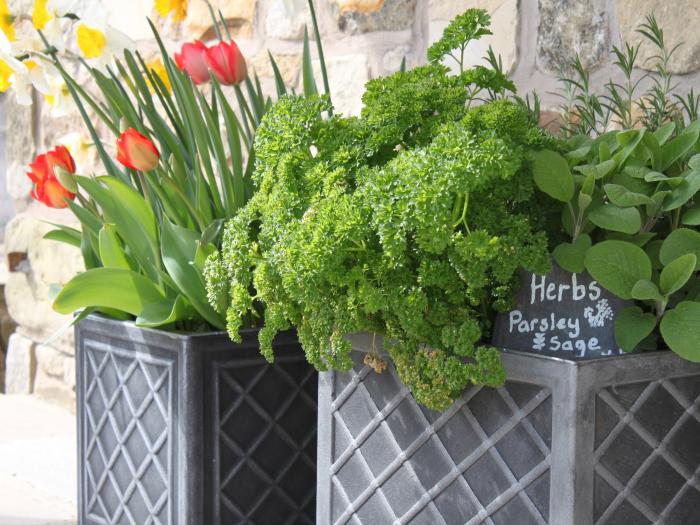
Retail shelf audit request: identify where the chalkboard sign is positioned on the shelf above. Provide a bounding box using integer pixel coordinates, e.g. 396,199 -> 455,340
492,263 -> 633,359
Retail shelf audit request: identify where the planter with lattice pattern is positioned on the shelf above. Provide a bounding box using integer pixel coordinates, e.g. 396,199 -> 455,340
75,314 -> 317,525
317,332 -> 700,525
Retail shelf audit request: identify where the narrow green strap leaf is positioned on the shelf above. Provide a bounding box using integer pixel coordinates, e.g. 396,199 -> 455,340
302,26 -> 318,97
43,225 -> 81,248
307,0 -> 331,109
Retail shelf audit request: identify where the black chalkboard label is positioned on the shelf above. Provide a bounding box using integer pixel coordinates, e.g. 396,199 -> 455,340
492,263 -> 633,359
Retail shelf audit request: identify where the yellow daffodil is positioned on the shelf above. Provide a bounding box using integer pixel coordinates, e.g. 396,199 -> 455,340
0,0 -> 15,42
32,0 -> 51,30
145,58 -> 171,93
76,24 -> 106,59
155,0 -> 187,23
0,57 -> 12,91
76,22 -> 135,70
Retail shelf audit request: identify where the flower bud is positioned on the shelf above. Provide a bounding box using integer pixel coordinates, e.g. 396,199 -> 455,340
205,40 -> 247,86
116,128 -> 160,172
174,40 -> 210,85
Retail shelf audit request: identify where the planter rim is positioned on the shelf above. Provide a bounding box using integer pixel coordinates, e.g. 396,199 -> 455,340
344,331 -> 681,367
79,311 -> 258,340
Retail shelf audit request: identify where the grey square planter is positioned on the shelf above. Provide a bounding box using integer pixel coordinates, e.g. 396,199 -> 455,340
75,314 -> 317,525
317,333 -> 700,524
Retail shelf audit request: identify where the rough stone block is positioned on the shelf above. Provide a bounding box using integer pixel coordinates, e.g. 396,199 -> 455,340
36,344 -> 69,380
331,0 -> 416,34
616,0 -> 700,74
382,45 -> 415,73
537,0 -> 608,74
307,53 -> 370,116
186,0 -> 258,39
5,332 -> 36,394
428,0 -> 519,73
250,51 -> 303,86
4,213 -> 83,343
265,0 -> 310,40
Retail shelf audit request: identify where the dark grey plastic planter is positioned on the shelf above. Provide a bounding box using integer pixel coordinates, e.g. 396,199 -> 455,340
75,314 -> 317,525
317,333 -> 700,525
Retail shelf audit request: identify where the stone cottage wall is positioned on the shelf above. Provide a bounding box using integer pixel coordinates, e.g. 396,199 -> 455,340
3,0 -> 700,407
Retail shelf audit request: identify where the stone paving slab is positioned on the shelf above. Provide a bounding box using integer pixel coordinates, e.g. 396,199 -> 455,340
0,395 -> 76,525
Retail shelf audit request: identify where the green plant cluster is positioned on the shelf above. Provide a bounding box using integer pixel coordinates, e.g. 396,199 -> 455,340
531,14 -> 700,363
206,20 -> 555,409
46,2 -> 330,332
533,118 -> 700,361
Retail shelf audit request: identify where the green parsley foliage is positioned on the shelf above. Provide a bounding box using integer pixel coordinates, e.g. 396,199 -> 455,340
205,11 -> 554,410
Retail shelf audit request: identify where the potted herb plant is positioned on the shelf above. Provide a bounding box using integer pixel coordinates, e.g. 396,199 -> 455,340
8,1 -> 329,523
205,9 -> 700,524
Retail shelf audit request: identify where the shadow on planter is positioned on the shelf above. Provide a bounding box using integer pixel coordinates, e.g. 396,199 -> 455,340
75,314 -> 317,525
317,333 -> 700,525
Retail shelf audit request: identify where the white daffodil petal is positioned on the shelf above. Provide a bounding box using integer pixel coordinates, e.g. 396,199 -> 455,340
43,18 -> 66,52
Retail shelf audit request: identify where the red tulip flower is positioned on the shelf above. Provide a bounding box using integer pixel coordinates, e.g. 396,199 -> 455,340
206,40 -> 247,86
174,40 -> 211,85
116,128 -> 160,172
26,145 -> 77,209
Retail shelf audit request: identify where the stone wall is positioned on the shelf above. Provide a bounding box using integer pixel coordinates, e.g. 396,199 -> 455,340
3,0 -> 700,406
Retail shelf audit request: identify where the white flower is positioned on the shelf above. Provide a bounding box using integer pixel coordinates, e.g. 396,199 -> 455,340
46,0 -> 108,26
44,72 -> 72,117
76,22 -> 135,70
57,131 -> 92,170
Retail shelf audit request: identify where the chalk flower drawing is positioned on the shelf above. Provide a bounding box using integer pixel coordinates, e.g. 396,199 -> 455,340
584,299 -> 614,328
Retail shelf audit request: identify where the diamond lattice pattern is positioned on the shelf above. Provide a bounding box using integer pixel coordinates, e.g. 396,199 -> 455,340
83,343 -> 173,525
217,358 -> 318,524
594,376 -> 700,524
329,352 -> 553,525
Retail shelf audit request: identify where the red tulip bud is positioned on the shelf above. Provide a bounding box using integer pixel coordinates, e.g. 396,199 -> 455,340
116,128 -> 160,172
26,145 -> 77,208
174,40 -> 211,85
206,40 -> 247,86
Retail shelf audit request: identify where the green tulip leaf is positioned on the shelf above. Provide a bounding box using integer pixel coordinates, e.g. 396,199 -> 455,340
615,306 -> 657,353
98,224 -> 132,270
531,149 -> 574,202
161,220 -> 225,329
584,240 -> 652,299
660,301 -> 700,361
43,226 -> 81,248
135,294 -> 196,327
53,268 -> 166,316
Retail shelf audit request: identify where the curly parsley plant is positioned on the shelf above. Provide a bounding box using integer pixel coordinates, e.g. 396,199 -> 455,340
205,9 -> 554,410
